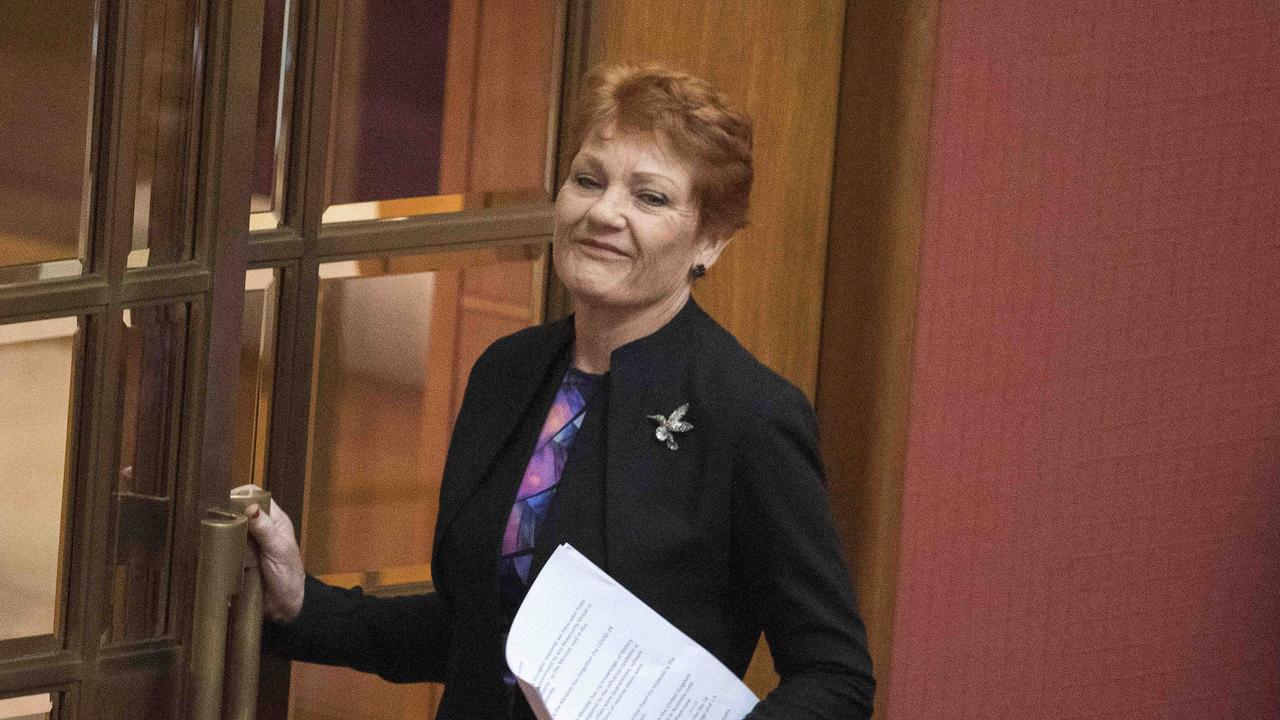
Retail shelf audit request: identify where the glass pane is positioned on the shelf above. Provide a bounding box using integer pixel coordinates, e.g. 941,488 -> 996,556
249,0 -> 299,230
0,693 -> 53,720
231,269 -> 279,489
322,0 -> 559,223
0,1 -> 97,286
110,303 -> 188,642
0,318 -> 78,643
128,0 -> 202,268
288,243 -> 545,720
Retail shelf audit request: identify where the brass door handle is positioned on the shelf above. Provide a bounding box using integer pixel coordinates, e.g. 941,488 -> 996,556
226,488 -> 272,720
188,488 -> 272,720
189,509 -> 246,720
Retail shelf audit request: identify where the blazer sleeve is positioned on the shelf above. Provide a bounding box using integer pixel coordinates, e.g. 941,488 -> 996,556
734,383 -> 875,719
261,574 -> 450,684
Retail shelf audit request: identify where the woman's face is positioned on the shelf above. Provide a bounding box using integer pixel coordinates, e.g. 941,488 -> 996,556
552,127 -> 727,316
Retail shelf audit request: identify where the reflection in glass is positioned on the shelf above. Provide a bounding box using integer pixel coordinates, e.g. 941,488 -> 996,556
0,2 -> 97,285
288,244 -> 545,720
0,318 -> 77,643
231,269 -> 279,489
0,693 -> 53,719
128,0 -> 201,268
250,0 -> 298,230
110,304 -> 188,642
323,0 -> 559,223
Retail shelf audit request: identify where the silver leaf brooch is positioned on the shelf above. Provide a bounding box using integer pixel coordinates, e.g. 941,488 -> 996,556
647,403 -> 693,450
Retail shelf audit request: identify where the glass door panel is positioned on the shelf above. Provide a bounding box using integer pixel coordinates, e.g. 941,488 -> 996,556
0,1 -> 98,286
127,0 -> 206,269
304,244 -> 544,577
232,268 -> 280,488
249,0 -> 299,231
287,243 -> 546,720
108,303 -> 190,643
0,318 -> 80,645
321,0 -> 561,223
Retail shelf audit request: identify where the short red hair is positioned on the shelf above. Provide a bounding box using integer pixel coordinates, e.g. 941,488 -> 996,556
568,63 -> 754,237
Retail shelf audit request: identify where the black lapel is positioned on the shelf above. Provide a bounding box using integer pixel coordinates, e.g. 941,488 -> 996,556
434,318 -> 574,551
601,298 -> 708,583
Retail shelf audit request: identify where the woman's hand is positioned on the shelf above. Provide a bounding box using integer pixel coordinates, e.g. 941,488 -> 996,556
234,484 -> 306,623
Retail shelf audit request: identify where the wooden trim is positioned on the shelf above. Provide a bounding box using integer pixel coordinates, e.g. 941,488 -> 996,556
57,313 -> 101,667
0,638 -> 59,667
316,203 -> 555,259
118,265 -> 212,304
815,1 -> 940,714
0,279 -> 110,324
0,652 -> 81,696
247,229 -> 306,265
93,641 -> 180,676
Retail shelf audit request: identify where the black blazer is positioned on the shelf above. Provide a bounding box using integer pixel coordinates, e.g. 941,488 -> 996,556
264,299 -> 874,719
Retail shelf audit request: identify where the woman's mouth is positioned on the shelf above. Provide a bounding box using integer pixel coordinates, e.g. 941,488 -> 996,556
575,238 -> 629,259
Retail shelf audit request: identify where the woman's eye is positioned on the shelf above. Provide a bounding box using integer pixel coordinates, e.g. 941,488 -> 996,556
574,175 -> 602,190
637,192 -> 668,207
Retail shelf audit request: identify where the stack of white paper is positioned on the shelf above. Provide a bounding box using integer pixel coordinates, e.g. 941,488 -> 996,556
506,544 -> 758,720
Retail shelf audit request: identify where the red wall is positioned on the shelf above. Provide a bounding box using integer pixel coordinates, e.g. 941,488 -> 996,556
887,2 -> 1280,717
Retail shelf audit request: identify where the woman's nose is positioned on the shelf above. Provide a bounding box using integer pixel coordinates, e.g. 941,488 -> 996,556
584,188 -> 626,230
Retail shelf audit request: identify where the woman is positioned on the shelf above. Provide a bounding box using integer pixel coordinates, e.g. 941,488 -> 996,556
247,63 -> 874,719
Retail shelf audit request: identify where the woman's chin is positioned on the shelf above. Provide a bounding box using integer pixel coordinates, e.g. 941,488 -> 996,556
557,266 -> 626,304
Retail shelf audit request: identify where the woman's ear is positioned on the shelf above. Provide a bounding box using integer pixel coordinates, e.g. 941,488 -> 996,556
695,229 -> 734,271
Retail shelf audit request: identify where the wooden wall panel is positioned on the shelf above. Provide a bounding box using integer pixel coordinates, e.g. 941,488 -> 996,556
587,0 -> 846,399
816,1 -> 939,713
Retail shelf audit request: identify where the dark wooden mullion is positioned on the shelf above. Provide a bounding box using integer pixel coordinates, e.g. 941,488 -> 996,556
0,279 -> 110,325
75,305 -> 126,715
52,680 -> 80,720
118,263 -> 212,304
0,652 -> 81,700
56,313 -> 106,668
247,228 -> 305,265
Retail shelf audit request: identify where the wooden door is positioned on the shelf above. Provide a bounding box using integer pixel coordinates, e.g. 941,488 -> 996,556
0,0 -> 264,717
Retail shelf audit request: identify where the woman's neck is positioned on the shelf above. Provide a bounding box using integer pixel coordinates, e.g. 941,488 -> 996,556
571,289 -> 690,374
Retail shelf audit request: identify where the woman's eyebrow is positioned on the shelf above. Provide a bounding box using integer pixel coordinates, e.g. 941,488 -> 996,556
631,171 -> 678,188
572,153 -> 603,170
